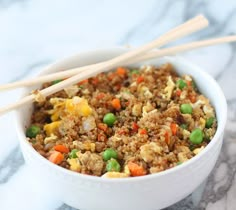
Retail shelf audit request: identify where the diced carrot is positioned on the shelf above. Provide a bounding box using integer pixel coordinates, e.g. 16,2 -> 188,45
111,98 -> 121,110
189,94 -> 197,103
97,133 -> 107,142
91,77 -> 99,85
78,79 -> 88,85
125,101 -> 130,106
139,128 -> 147,135
115,84 -> 121,91
97,123 -> 108,132
48,151 -> 64,164
137,76 -> 144,84
132,122 -> 139,132
96,92 -> 105,100
165,131 -> 169,144
117,130 -> 126,135
176,89 -> 182,97
127,162 -> 147,176
187,81 -> 192,86
116,67 -> 127,76
54,144 -> 69,153
170,123 -> 177,135
108,73 -> 116,81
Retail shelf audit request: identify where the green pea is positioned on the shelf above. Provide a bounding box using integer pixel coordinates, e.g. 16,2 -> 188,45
206,117 -> 215,128
103,148 -> 118,161
176,79 -> 187,90
52,79 -> 62,85
180,124 -> 188,130
190,128 -> 203,144
103,113 -> 117,127
69,149 -> 78,159
26,125 -> 40,138
106,158 -> 121,172
180,104 -> 193,114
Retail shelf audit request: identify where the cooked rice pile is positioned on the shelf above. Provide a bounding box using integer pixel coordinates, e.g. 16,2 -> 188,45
27,64 -> 217,178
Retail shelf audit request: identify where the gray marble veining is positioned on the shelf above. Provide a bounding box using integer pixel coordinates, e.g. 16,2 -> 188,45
0,146 -> 24,184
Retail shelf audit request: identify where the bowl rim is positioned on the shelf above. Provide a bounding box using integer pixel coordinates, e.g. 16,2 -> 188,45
15,47 -> 227,183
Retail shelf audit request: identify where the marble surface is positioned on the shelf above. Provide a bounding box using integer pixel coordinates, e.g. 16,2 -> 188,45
0,0 -> 236,209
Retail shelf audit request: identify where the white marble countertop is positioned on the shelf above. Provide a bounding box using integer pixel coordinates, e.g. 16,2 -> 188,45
0,1 -> 236,209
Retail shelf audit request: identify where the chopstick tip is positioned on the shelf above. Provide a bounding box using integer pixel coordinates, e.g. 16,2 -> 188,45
195,14 -> 209,26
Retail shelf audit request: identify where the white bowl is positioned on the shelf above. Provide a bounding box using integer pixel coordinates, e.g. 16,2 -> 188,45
16,48 -> 227,210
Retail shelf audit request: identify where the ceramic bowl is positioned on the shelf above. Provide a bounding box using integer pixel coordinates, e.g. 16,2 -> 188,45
16,48 -> 227,210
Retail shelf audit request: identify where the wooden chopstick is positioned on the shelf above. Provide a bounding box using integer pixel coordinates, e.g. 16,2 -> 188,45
2,34 -> 236,91
3,34 -> 236,92
0,15 -> 208,116
0,15 -> 208,91
134,35 -> 236,62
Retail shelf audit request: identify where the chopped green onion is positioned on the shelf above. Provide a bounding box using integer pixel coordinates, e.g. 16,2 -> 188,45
176,79 -> 187,90
192,80 -> 197,90
180,124 -> 188,129
52,79 -> 62,85
69,149 -> 79,159
130,69 -> 140,75
206,117 -> 215,128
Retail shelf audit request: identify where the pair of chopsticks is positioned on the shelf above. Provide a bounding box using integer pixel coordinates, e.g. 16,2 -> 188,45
0,15 -> 235,116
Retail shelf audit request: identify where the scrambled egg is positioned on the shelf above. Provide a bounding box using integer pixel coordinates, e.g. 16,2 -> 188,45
67,158 -> 81,172
102,172 -> 129,178
44,134 -> 58,144
44,121 -> 61,136
48,96 -> 92,121
44,96 -> 93,135
162,76 -> 175,99
142,102 -> 155,116
193,146 -> 205,155
65,96 -> 92,116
